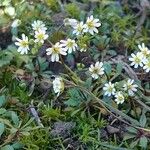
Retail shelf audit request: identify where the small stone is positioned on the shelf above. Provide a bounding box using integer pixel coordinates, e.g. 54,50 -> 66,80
106,125 -> 120,134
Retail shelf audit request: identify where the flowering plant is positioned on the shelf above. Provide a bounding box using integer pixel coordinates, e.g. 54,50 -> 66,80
1,1 -> 150,149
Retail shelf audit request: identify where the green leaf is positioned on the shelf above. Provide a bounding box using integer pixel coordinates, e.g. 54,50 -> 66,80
11,111 -> 19,126
37,57 -> 48,71
103,62 -> 112,75
65,98 -> 80,107
0,123 -> 5,137
107,50 -> 117,56
139,110 -> 147,127
1,145 -> 14,150
84,78 -> 92,89
0,108 -> 6,115
12,142 -> 24,149
130,139 -> 139,148
0,95 -> 6,107
126,127 -> 137,134
123,133 -> 135,141
140,136 -> 147,149
116,63 -> 123,74
0,51 -> 13,67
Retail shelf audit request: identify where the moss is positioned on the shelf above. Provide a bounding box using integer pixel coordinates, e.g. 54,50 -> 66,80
65,3 -> 80,19
45,0 -> 60,12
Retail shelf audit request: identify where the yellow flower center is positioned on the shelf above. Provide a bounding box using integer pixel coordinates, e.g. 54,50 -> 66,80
134,57 -> 141,63
87,21 -> 94,28
67,41 -> 74,48
53,47 -> 60,53
118,95 -> 123,101
21,41 -> 28,47
108,86 -> 113,93
93,68 -> 99,74
37,33 -> 44,40
77,25 -> 82,32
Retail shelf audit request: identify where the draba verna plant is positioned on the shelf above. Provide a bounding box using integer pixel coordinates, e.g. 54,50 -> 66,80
15,16 -> 140,107
1,1 -> 150,148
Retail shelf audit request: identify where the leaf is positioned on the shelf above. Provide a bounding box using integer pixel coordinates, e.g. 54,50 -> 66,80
116,63 -> 123,74
0,108 -> 6,115
12,142 -> 24,149
65,98 -> 80,107
140,136 -> 147,149
37,57 -> 48,71
84,78 -> 92,89
130,139 -> 139,148
71,109 -> 81,117
107,50 -> 117,56
1,145 -> 14,150
11,111 -> 19,126
139,110 -> 147,127
0,95 -> 6,107
126,127 -> 137,134
123,133 -> 135,141
0,123 -> 5,137
0,51 -> 13,67
103,62 -> 112,75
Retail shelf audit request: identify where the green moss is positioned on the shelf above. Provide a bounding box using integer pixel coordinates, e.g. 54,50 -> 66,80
20,129 -> 50,150
65,3 -> 80,19
45,0 -> 60,12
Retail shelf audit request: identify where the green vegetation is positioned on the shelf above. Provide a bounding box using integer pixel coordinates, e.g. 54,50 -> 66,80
0,0 -> 150,149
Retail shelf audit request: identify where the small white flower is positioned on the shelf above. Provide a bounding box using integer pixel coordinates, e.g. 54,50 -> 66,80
73,22 -> 85,35
11,19 -> 21,28
89,61 -> 104,79
53,77 -> 64,96
46,42 -> 67,62
143,59 -> 150,73
4,6 -> 15,17
15,34 -> 29,54
34,29 -> 48,44
80,48 -> 87,52
60,39 -> 77,53
32,20 -> 47,31
138,43 -> 150,58
123,79 -> 138,96
83,15 -> 101,35
129,52 -> 144,68
103,82 -> 116,97
114,92 -> 125,104
64,18 -> 78,28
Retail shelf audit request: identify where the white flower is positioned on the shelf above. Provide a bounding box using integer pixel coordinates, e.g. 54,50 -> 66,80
60,39 -> 77,53
123,79 -> 138,96
34,29 -> 48,44
89,62 -> 104,79
4,6 -> 15,17
32,20 -> 47,31
83,15 -> 101,35
64,18 -> 78,28
80,48 -> 87,52
46,42 -> 67,62
11,19 -> 21,28
138,43 -> 150,58
73,22 -> 85,35
114,92 -> 125,104
129,52 -> 144,68
143,59 -> 150,73
15,34 -> 29,54
53,77 -> 64,96
103,82 -> 116,96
